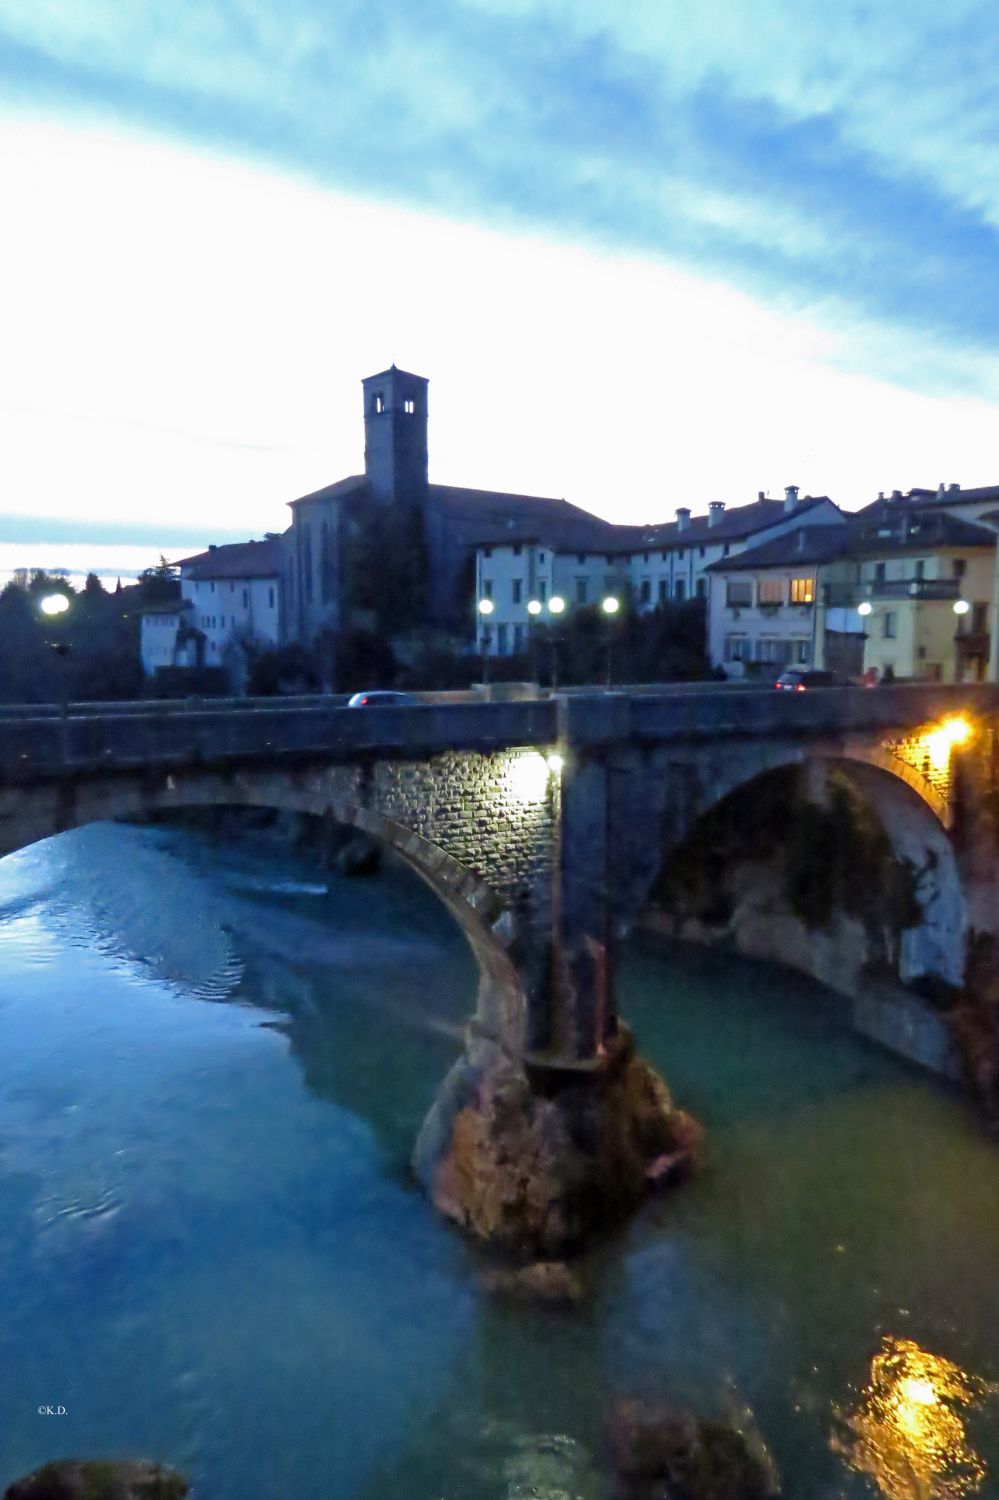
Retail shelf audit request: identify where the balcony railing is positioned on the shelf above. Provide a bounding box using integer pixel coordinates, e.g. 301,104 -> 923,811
822,578 -> 962,607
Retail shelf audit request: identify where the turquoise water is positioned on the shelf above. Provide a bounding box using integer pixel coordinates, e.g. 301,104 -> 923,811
0,822 -> 997,1498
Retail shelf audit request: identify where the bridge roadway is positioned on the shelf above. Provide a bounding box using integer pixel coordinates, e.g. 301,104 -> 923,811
1,682 -> 997,780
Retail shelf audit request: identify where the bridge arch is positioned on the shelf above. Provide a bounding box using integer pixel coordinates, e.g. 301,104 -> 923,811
0,767 -> 529,1054
636,743 -> 965,989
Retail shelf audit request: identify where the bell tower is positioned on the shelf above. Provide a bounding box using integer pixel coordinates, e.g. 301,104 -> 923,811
362,365 -> 429,506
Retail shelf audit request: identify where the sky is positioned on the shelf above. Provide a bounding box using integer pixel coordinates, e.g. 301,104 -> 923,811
4,0 -> 999,581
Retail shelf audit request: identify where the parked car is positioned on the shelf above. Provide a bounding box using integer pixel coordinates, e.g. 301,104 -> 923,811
774,669 -> 839,691
346,690 -> 419,707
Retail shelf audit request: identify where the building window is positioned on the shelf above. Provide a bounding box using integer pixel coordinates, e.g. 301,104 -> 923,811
954,558 -> 967,579
404,398 -> 415,414
512,579 -> 522,604
483,579 -> 493,599
578,553 -> 586,564
640,579 -> 651,604
874,562 -> 886,582
482,547 -> 492,559
606,555 -> 614,565
973,602 -> 988,633
539,580 -> 547,603
726,580 -> 752,607
758,578 -> 783,605
674,579 -> 686,601
210,581 -> 215,593
678,548 -> 685,560
661,551 -> 668,562
696,577 -> 707,599
513,544 -> 522,556
883,612 -> 897,639
303,531 -> 313,604
699,547 -> 705,558
538,552 -> 545,564
513,623 -> 524,653
643,553 -> 650,564
725,634 -> 748,661
723,543 -> 731,556
795,639 -> 810,664
576,579 -> 588,604
658,579 -> 668,603
374,392 -> 384,413
230,581 -> 235,593
268,587 -> 275,608
790,577 -> 814,604
914,560 -> 925,580
497,623 -> 508,655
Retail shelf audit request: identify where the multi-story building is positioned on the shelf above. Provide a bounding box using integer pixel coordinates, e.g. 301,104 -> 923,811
706,507 -> 996,682
473,487 -> 844,655
140,537 -> 283,678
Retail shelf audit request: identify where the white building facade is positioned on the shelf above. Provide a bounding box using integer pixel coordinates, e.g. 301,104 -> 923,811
139,539 -> 283,679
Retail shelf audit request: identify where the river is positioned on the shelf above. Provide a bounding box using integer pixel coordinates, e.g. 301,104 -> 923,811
0,821 -> 996,1498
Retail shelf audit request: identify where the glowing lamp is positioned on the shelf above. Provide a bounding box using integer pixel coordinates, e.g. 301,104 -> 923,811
40,594 -> 70,616
527,600 -> 542,616
857,601 -> 872,617
601,596 -> 620,615
548,595 -> 566,615
953,598 -> 971,615
477,598 -> 495,617
546,752 -> 564,773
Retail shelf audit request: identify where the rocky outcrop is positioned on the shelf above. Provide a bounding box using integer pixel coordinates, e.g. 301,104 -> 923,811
479,1259 -> 584,1304
608,1398 -> 781,1500
413,1028 -> 701,1259
3,1460 -> 187,1500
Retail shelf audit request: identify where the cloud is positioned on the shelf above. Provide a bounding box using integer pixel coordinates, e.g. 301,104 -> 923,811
4,0 -> 999,372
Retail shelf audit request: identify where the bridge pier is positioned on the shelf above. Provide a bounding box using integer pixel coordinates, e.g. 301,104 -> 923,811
412,736 -> 692,1260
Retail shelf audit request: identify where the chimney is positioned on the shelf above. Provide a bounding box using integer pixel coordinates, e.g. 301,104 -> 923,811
878,491 -> 884,501
938,483 -> 947,497
948,482 -> 960,493
891,489 -> 903,501
675,507 -> 691,532
758,491 -> 765,501
784,484 -> 800,513
708,501 -> 725,526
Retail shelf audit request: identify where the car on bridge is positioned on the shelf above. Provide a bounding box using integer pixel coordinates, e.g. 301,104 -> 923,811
774,669 -> 843,691
346,690 -> 420,707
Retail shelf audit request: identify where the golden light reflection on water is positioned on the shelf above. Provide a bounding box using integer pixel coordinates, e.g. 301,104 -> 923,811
831,1337 -> 996,1499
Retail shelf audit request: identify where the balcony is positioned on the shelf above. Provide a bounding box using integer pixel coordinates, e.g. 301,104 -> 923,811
822,577 -> 962,607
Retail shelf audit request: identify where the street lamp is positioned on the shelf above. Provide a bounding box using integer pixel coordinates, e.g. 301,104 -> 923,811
953,598 -> 971,615
601,595 -> 620,687
527,599 -> 542,684
857,601 -> 872,617
477,597 -> 495,691
546,595 -> 566,690
37,591 -> 73,722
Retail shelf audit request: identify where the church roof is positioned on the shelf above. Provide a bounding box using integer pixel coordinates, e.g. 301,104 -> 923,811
431,484 -> 623,550
288,475 -> 368,507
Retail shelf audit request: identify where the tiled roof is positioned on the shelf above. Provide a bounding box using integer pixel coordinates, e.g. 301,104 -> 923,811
705,525 -> 852,571
175,537 -> 285,580
624,496 -> 836,550
707,509 -> 995,571
855,484 -> 999,517
432,484 -> 622,550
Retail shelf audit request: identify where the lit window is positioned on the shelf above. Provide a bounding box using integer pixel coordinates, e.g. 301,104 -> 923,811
758,578 -> 784,605
404,398 -> 415,414
790,577 -> 814,604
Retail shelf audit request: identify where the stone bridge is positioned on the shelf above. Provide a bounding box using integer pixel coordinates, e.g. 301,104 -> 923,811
2,684 -> 997,1252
